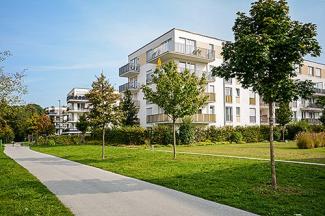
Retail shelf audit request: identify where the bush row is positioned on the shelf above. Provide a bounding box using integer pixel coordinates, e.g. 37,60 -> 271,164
296,132 -> 325,149
35,121 -> 324,146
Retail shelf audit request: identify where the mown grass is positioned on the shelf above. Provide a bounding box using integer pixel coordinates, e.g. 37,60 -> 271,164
0,146 -> 73,216
157,141 -> 325,164
33,144 -> 325,216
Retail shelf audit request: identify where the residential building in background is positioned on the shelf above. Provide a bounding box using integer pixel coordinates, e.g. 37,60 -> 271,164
45,106 -> 68,135
260,60 -> 325,125
118,28 -> 260,128
64,88 -> 90,134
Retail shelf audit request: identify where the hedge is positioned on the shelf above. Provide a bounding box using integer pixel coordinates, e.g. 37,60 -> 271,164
34,121 -> 324,146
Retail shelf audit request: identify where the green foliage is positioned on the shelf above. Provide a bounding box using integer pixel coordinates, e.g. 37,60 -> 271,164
106,127 -> 146,145
296,132 -> 325,149
229,131 -> 243,143
142,61 -> 208,122
194,127 -> 208,142
76,114 -> 89,134
151,125 -> 173,145
207,126 -> 233,142
120,90 -> 139,126
86,73 -> 121,129
35,135 -> 82,146
48,139 -> 56,146
179,117 -> 195,144
0,124 -> 14,143
276,102 -> 293,126
286,120 -> 310,140
236,126 -> 260,143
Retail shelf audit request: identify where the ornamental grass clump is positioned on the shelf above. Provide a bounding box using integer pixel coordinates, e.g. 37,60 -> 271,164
296,132 -> 325,149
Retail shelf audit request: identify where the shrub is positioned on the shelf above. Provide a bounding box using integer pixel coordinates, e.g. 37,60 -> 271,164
106,126 -> 146,145
48,139 -> 56,146
235,126 -> 260,143
179,119 -> 195,144
313,132 -> 325,148
194,127 -> 207,142
151,125 -> 173,145
229,131 -> 243,143
296,132 -> 314,149
286,121 -> 310,140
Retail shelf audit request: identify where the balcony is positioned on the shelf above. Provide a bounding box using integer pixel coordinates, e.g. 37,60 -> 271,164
179,67 -> 215,82
260,116 -> 269,124
119,63 -> 140,77
301,103 -> 322,111
147,42 -> 215,64
67,95 -> 88,102
249,98 -> 256,105
147,113 -> 216,124
225,95 -> 232,103
302,118 -> 321,125
205,93 -> 216,103
119,81 -> 139,93
314,88 -> 325,96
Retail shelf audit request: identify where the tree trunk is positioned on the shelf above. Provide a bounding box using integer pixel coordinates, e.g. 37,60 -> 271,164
282,126 -> 285,142
269,102 -> 277,189
102,126 -> 105,160
172,119 -> 176,160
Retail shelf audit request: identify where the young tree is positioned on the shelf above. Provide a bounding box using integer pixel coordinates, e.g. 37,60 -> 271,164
86,73 -> 121,159
28,114 -> 54,140
76,114 -> 89,142
120,89 -> 139,126
0,51 -> 27,105
275,102 -> 292,141
213,0 -> 320,189
142,61 -> 207,159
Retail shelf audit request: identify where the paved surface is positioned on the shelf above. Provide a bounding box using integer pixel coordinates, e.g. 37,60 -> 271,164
4,145 -> 258,216
153,149 -> 325,166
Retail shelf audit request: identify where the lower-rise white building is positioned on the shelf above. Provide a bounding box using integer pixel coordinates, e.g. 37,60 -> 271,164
45,106 -> 68,135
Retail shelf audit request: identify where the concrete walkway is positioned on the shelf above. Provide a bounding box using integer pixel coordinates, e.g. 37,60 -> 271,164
4,145 -> 258,216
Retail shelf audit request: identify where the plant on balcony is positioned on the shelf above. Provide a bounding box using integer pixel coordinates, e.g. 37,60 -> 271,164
86,73 -> 121,159
212,0 -> 321,189
275,102 -> 292,141
119,90 -> 139,126
142,61 -> 207,159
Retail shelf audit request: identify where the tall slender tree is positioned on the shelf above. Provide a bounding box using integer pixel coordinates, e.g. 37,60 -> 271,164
76,114 -> 89,143
142,61 -> 207,159
213,0 -> 320,189
120,90 -> 139,126
86,73 -> 121,159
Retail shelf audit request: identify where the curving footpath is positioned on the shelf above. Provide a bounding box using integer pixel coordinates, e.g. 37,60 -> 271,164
5,145 -> 258,216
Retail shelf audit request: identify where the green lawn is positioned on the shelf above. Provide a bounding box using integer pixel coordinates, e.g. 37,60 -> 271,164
0,146 -> 73,216
33,144 -> 325,216
156,141 -> 325,164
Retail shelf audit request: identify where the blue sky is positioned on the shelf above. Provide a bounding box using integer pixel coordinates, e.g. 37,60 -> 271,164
1,0 -> 324,107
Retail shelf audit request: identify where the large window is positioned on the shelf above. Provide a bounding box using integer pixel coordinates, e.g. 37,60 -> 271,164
225,87 -> 232,96
249,108 -> 256,123
308,66 -> 314,76
225,107 -> 233,122
209,106 -> 215,114
179,37 -> 196,54
146,108 -> 152,115
146,70 -> 153,84
315,68 -> 321,77
236,107 -> 240,122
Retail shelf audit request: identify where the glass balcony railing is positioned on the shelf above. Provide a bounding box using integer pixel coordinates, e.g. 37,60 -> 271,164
119,81 -> 139,92
119,63 -> 140,77
147,42 -> 215,63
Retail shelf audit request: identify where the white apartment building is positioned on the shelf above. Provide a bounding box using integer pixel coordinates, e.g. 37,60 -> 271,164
65,88 -> 90,134
118,28 -> 260,128
45,106 -> 68,135
260,60 -> 325,125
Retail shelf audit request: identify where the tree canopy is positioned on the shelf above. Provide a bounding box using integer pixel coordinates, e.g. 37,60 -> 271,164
120,89 -> 139,126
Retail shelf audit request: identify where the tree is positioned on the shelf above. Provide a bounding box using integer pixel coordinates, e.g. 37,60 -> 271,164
0,51 -> 27,105
76,114 -> 89,142
86,73 -> 121,159
120,89 -> 139,126
28,114 -> 54,140
275,102 -> 292,141
142,61 -> 207,159
212,0 -> 320,189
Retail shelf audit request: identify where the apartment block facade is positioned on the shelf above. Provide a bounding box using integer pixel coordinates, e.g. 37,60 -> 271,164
260,60 -> 325,125
65,88 -> 90,134
118,28 -> 260,128
45,106 -> 68,135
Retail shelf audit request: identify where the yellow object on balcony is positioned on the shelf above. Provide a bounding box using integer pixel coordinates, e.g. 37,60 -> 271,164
225,96 -> 232,103
205,93 -> 216,102
249,98 -> 256,105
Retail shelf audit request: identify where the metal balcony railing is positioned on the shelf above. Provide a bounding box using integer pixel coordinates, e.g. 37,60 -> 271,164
67,95 -> 88,101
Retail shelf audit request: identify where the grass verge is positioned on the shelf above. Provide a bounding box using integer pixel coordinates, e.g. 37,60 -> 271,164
33,145 -> 325,216
0,146 -> 73,216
